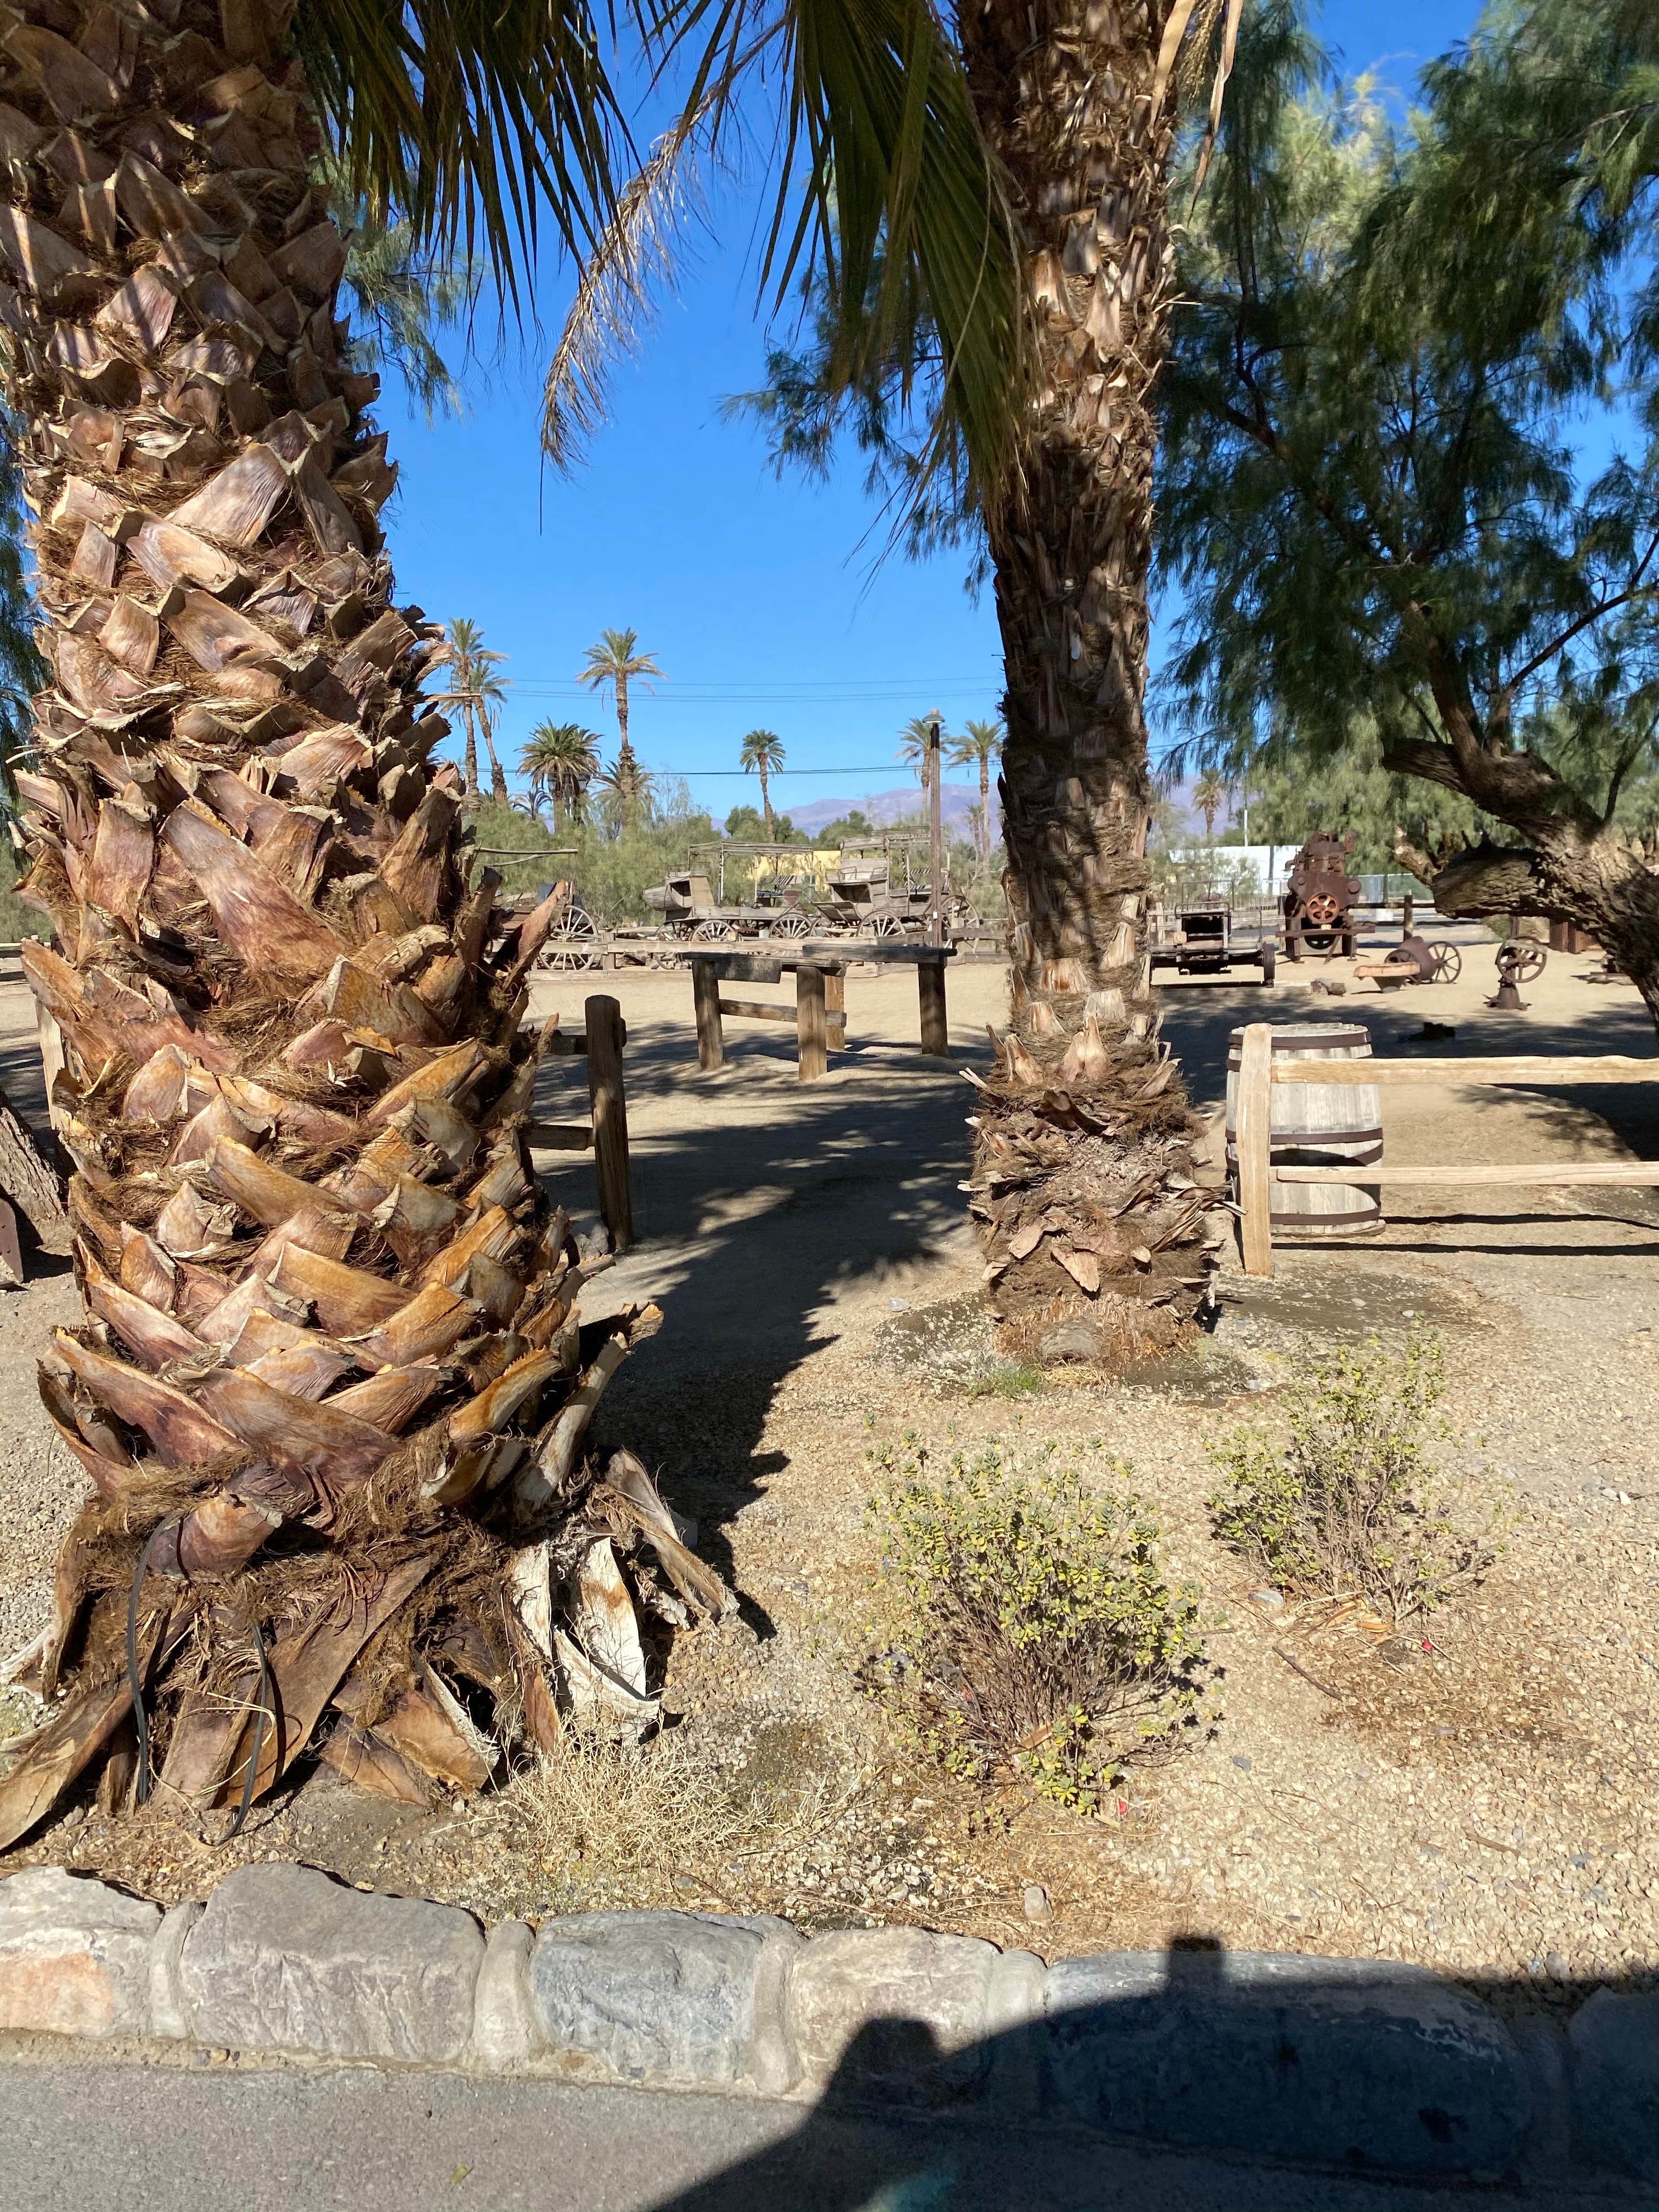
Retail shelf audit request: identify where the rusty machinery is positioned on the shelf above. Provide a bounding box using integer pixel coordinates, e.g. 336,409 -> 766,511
1281,832 -> 1361,959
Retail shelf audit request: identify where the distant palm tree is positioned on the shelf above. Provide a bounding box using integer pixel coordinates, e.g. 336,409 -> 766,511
433,618 -> 510,801
579,628 -> 661,829
949,719 -> 1003,864
739,730 -> 788,838
522,722 -> 601,826
599,750 -> 653,832
1193,772 -> 1231,846
898,714 -> 946,823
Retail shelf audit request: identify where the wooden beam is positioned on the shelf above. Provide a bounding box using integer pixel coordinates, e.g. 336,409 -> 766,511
585,994 -> 633,1253
1274,1161 -> 1659,1187
797,962 -> 828,1083
719,997 -> 845,1029
525,1121 -> 595,1152
1272,1054 -> 1656,1088
1235,1021 -> 1274,1279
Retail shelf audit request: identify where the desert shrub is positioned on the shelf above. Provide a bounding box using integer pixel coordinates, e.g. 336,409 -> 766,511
865,1440 -> 1215,1812
1206,1333 -> 1496,1622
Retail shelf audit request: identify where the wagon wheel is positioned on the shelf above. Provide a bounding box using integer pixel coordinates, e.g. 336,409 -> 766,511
538,901 -> 602,971
694,918 -> 741,941
869,912 -> 905,939
1497,940 -> 1547,984
768,910 -> 811,939
1427,942 -> 1462,984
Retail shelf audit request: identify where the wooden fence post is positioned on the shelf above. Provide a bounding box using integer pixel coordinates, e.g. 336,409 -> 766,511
918,958 -> 950,1057
691,960 -> 725,1071
796,962 -> 828,1082
1235,1020 -> 1274,1279
584,994 -> 633,1253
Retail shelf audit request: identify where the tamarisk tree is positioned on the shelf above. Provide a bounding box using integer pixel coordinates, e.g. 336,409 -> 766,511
1160,2 -> 1659,1025
0,1 -> 708,1844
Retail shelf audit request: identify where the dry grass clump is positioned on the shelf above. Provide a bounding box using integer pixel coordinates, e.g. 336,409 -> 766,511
1207,1332 -> 1500,1624
512,1717 -> 856,1907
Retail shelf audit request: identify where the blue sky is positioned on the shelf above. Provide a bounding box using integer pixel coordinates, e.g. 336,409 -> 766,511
375,1 -> 1483,821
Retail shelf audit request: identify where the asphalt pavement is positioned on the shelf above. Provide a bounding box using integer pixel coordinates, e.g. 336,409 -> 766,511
0,2053 -> 1644,2212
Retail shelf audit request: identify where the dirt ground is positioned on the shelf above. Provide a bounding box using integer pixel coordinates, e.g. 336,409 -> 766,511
2,921 -> 1656,2013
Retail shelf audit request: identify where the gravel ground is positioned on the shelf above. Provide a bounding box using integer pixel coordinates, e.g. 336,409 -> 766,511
3,933 -> 1657,2015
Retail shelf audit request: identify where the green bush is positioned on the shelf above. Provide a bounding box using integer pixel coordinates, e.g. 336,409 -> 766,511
865,1440 -> 1215,1812
1206,1334 -> 1497,1623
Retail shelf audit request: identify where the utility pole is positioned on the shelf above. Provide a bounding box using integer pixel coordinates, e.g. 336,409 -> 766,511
925,709 -> 945,945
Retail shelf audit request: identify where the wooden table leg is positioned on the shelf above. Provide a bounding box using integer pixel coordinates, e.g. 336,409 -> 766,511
918,959 -> 950,1057
796,962 -> 828,1082
691,962 -> 725,1071
824,966 -> 845,1050
585,993 -> 633,1252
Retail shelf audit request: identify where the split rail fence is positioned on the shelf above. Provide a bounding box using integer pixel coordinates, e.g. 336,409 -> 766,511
1231,1020 -> 1659,1278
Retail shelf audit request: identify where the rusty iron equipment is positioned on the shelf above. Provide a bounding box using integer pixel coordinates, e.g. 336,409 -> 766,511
1487,938 -> 1547,1009
1281,833 -> 1361,958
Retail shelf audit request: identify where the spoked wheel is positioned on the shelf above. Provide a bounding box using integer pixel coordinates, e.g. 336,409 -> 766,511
1427,942 -> 1462,984
870,913 -> 905,940
768,911 -> 811,939
695,919 -> 741,941
538,901 -> 603,971
1498,940 -> 1547,984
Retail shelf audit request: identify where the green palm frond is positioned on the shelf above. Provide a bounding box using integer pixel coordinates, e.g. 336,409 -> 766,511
547,0 -> 1028,512
295,0 -> 631,309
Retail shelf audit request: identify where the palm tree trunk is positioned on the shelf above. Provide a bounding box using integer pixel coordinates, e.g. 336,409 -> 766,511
0,4 -> 658,1844
482,718 -> 509,804
614,677 -> 637,832
979,756 -> 991,866
462,706 -> 481,800
759,766 -> 775,838
959,0 -> 1218,1363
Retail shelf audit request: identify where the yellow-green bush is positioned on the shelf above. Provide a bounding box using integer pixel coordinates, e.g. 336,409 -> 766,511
864,1440 -> 1215,1812
1207,1333 -> 1497,1622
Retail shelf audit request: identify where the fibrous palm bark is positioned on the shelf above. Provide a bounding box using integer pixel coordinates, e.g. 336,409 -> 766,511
0,0 -> 669,1843
960,1 -> 1221,1361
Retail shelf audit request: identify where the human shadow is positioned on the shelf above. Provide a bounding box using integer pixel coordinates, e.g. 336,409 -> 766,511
646,1936 -> 1651,2211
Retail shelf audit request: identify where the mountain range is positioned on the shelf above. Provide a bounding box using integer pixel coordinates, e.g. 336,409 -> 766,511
788,783 -> 996,838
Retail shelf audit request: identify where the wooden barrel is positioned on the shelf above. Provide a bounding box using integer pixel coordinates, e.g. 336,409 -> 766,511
1226,1022 -> 1383,1235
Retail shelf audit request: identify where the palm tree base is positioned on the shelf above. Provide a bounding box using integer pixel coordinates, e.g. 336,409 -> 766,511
969,1024 -> 1222,1365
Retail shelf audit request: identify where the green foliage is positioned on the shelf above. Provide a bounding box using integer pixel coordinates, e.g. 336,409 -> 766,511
320,155 -> 471,417
1206,1335 -> 1498,1624
1158,0 -> 1659,865
865,1439 -> 1215,1812
466,795 -> 722,927
1242,720 -> 1488,873
814,809 -> 874,843
723,803 -> 802,843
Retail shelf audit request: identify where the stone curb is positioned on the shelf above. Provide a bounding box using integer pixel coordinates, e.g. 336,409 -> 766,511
2,1864 -> 1653,2183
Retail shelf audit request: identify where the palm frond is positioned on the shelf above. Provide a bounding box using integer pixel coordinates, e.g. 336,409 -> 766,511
295,0 -> 630,311
543,103 -> 716,471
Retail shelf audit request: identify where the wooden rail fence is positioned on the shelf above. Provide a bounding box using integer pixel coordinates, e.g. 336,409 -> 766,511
525,992 -> 634,1251
1232,1022 -> 1658,1278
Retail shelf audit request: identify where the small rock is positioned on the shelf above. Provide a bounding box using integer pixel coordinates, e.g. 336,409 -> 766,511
1247,1589 -> 1285,1612
1232,1756 -> 1254,1773
1022,1883 -> 1053,1923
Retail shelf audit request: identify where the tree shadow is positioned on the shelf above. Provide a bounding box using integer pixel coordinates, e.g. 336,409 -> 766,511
647,1936 -> 1649,2210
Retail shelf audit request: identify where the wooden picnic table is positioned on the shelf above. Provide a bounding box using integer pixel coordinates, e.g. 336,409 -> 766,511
675,940 -> 955,1080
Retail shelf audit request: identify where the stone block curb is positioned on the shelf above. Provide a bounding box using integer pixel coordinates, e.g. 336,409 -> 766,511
1,1863 -> 1651,2184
